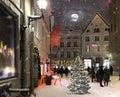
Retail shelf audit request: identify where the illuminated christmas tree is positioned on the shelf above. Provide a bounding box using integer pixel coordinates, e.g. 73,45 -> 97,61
67,56 -> 91,94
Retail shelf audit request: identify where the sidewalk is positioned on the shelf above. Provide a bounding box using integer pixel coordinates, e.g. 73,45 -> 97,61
35,76 -> 120,97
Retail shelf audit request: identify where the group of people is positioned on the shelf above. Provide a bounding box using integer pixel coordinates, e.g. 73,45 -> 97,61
53,66 -> 70,78
87,65 -> 113,87
52,64 -> 114,87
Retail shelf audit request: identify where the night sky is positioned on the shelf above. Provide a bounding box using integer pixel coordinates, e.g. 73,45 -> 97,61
51,0 -> 112,30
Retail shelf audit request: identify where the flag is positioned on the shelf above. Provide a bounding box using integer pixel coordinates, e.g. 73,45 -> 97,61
50,23 -> 62,47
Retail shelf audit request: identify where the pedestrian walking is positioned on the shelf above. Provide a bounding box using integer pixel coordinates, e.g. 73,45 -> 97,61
64,66 -> 69,77
60,66 -> 64,78
110,65 -> 113,75
87,66 -> 91,75
96,67 -> 100,82
90,66 -> 96,82
103,67 -> 110,86
98,66 -> 104,87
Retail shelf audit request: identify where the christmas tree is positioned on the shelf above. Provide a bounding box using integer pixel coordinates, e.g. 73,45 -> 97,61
67,56 -> 91,94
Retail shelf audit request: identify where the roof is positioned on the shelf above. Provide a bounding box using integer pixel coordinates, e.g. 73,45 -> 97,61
82,12 -> 110,34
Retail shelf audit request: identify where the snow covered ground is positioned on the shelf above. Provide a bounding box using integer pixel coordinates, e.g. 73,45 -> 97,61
35,76 -> 120,97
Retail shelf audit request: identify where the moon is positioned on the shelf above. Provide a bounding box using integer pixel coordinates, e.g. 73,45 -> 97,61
71,13 -> 79,22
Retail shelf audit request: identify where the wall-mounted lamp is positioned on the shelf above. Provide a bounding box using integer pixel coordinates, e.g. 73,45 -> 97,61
28,0 -> 48,25
28,15 -> 44,25
37,0 -> 48,10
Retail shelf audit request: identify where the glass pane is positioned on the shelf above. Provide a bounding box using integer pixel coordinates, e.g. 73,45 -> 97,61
0,7 -> 16,80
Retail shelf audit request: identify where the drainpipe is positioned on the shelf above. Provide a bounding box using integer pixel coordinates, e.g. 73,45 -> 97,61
20,4 -> 35,96
29,27 -> 35,95
20,0 -> 28,89
10,0 -> 28,90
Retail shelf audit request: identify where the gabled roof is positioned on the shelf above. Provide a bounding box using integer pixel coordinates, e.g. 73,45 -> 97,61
82,12 -> 110,34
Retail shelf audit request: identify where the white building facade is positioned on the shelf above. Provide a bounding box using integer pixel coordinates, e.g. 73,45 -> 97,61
82,13 -> 110,68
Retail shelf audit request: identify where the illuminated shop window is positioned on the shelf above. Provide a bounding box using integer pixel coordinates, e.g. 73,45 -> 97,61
0,5 -> 17,80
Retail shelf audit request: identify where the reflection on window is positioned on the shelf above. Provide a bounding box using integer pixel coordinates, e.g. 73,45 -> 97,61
0,6 -> 16,80
0,41 -> 15,78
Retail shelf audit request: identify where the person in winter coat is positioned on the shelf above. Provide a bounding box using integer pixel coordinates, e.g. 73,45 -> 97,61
90,66 -> 96,82
98,66 -> 104,87
103,67 -> 110,86
109,66 -> 113,75
60,66 -> 64,78
64,67 -> 69,77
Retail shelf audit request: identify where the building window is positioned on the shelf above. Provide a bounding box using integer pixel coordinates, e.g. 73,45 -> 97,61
0,5 -> 17,80
66,36 -> 71,39
74,41 -> 78,47
93,45 -> 100,52
67,51 -> 71,58
60,42 -> 64,47
73,36 -> 79,39
105,28 -> 110,31
60,51 -> 64,58
104,36 -> 109,41
105,45 -> 109,51
86,30 -> 90,32
74,51 -> 78,57
86,45 -> 90,52
94,28 -> 100,33
67,41 -> 71,47
97,46 -> 100,52
85,36 -> 90,42
95,36 -> 100,41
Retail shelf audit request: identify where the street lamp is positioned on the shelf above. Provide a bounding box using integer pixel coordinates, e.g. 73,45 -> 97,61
28,0 -> 48,25
28,15 -> 44,25
37,0 -> 48,10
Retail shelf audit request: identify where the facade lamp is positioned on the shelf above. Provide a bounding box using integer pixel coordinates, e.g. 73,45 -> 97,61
37,0 -> 48,9
28,0 -> 48,25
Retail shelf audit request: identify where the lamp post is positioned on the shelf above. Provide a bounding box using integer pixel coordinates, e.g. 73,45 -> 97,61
28,0 -> 48,96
